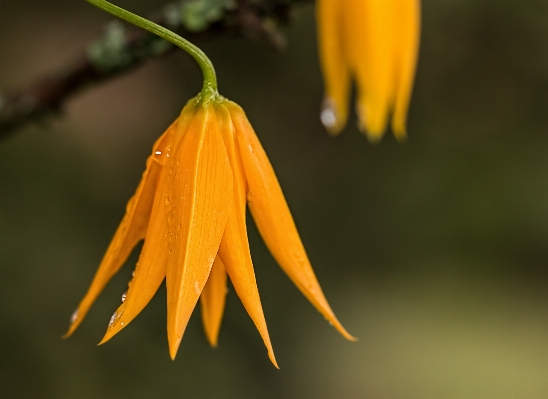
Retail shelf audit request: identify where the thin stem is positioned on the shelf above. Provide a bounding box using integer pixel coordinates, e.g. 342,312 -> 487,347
86,0 -> 218,97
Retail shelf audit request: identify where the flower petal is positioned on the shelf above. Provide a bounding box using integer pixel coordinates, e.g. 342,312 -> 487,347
228,102 -> 355,341
165,103 -> 233,359
316,0 -> 350,135
199,255 -> 227,347
217,103 -> 278,368
64,119 -> 179,338
347,0 -> 396,140
98,156 -> 172,344
391,0 -> 421,139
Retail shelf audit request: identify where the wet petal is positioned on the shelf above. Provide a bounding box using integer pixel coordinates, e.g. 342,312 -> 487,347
228,102 -> 355,341
165,103 -> 233,359
199,255 -> 227,347
316,0 -> 350,135
64,120 -> 178,337
99,163 -> 171,344
217,103 -> 278,368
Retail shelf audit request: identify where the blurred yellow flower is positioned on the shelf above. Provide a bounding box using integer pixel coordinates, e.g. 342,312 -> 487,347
65,96 -> 354,367
317,0 -> 421,141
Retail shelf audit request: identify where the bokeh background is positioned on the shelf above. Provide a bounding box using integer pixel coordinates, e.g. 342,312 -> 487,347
2,0 -> 548,398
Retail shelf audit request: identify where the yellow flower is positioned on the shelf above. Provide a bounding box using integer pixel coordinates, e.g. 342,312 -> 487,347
317,0 -> 421,141
65,96 -> 354,367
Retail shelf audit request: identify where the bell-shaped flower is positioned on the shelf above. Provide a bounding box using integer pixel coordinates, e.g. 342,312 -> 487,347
65,96 -> 354,367
317,0 -> 421,141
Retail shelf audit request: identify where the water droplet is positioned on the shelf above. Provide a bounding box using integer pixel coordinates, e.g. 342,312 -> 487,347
132,270 -> 136,277
155,150 -> 162,155
247,144 -> 254,153
121,292 -> 127,302
108,312 -> 117,327
120,322 -> 125,326
194,281 -> 201,295
166,153 -> 170,157
320,99 -> 337,129
70,309 -> 79,324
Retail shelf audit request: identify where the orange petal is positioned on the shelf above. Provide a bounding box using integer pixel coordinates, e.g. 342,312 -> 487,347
391,0 -> 421,140
165,102 -> 233,359
316,0 -> 350,135
217,103 -> 278,367
64,120 -> 178,337
228,101 -> 355,341
98,158 -> 171,344
347,0 -> 396,140
199,255 -> 228,347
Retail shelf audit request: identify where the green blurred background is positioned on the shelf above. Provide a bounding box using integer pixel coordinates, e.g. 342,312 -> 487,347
2,1 -> 548,398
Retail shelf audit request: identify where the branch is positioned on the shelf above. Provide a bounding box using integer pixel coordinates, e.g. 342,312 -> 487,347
0,0 -> 311,139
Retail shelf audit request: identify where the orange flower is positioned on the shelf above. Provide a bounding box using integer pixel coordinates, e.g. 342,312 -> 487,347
65,96 -> 354,367
317,0 -> 421,141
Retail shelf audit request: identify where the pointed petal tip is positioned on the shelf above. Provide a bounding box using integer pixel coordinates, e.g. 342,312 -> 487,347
360,125 -> 384,143
97,328 -> 116,346
97,332 -> 112,346
98,323 -> 121,345
395,132 -> 408,143
61,331 -> 72,340
392,119 -> 408,142
206,335 -> 219,348
62,325 -> 76,339
168,335 -> 182,360
330,318 -> 357,342
268,349 -> 279,369
334,323 -> 358,342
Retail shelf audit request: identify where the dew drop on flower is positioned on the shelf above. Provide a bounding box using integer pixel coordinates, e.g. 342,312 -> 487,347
70,309 -> 79,324
155,150 -> 162,155
120,322 -> 125,326
320,100 -> 337,129
121,292 -> 127,302
108,312 -> 117,327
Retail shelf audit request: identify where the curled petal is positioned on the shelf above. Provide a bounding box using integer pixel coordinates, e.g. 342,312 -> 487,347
228,102 -> 355,341
165,103 -> 233,359
200,256 -> 228,347
64,120 -> 178,337
217,103 -> 278,368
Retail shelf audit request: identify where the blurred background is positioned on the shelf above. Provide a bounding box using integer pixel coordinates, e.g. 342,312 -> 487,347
2,0 -> 548,398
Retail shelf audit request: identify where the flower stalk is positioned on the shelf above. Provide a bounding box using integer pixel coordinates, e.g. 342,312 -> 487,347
86,0 -> 218,99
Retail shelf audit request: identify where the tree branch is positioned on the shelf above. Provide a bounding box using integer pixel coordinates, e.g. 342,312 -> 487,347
0,0 -> 311,139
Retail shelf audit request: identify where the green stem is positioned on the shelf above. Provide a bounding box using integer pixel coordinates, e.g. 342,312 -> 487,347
86,0 -> 218,98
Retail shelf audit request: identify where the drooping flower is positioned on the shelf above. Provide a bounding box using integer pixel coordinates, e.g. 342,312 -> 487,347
316,0 -> 421,141
65,95 -> 354,367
